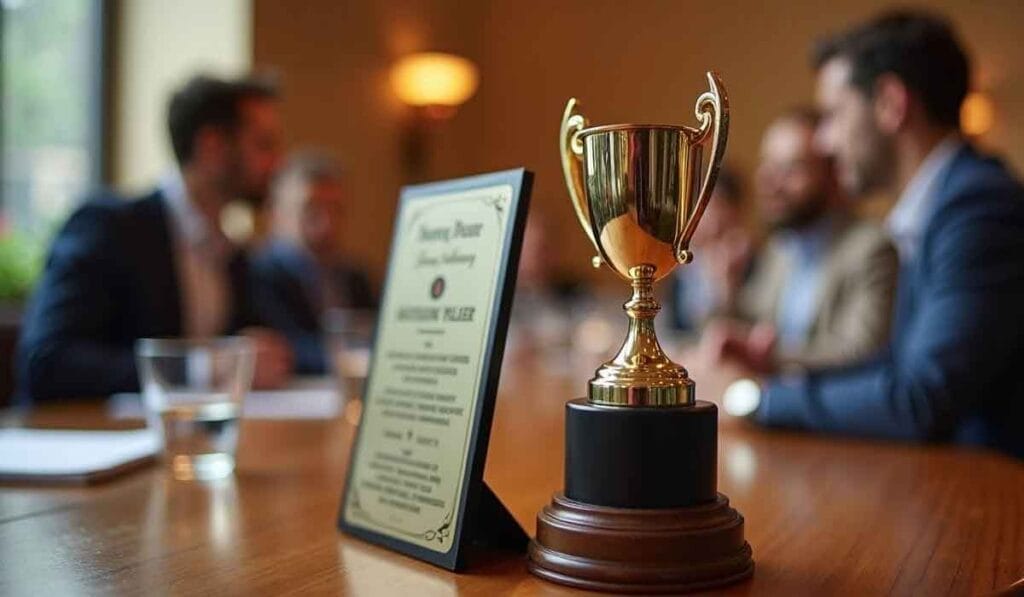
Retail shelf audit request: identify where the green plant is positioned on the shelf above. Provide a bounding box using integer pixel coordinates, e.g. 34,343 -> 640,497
0,232 -> 43,301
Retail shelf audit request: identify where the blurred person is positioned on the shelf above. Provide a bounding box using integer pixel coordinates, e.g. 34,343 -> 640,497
515,217 -> 584,304
667,167 -> 753,333
250,151 -> 376,374
705,108 -> 898,371
718,11 -> 1024,458
16,74 -> 294,402
506,217 -> 585,363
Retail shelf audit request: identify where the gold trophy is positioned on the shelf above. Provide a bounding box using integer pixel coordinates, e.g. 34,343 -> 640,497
527,72 -> 753,593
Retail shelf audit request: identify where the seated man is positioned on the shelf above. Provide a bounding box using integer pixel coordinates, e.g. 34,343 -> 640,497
719,11 -> 1024,458
16,75 -> 294,403
251,152 -> 376,374
708,108 -> 898,371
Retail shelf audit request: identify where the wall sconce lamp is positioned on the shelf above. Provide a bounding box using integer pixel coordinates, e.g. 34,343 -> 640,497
961,91 -> 995,138
390,52 -> 479,179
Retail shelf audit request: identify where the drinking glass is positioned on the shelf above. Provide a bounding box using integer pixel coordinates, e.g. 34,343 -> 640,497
324,309 -> 376,406
136,337 -> 254,480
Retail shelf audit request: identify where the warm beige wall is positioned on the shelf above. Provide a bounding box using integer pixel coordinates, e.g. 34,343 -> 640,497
114,0 -> 253,193
253,0 -> 1024,286
253,0 -> 485,285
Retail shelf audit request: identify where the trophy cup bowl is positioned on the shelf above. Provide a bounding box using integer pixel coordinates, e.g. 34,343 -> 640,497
563,71 -> 731,407
527,72 -> 753,593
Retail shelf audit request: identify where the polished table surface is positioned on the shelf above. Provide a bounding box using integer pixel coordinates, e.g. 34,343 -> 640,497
1,364 -> 1023,596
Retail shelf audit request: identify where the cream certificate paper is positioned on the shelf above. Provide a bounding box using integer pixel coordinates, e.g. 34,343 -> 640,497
343,183 -> 512,553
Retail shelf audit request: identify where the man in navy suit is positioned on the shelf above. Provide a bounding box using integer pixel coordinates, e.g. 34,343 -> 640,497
251,152 -> 377,374
717,11 -> 1024,458
16,75 -> 295,403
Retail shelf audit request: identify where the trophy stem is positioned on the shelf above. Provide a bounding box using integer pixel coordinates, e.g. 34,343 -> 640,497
624,265 -> 660,320
588,265 -> 693,406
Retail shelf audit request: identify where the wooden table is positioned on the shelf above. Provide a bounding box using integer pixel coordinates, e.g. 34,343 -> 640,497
1,365 -> 1023,596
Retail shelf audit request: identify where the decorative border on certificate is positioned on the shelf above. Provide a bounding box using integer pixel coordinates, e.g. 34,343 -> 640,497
339,169 -> 532,571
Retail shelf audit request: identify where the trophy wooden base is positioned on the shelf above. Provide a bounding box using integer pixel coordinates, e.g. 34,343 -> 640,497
528,493 -> 753,593
527,399 -> 753,593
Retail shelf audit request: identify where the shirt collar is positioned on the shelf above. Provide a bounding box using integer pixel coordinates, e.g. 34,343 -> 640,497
158,169 -> 231,260
886,135 -> 963,262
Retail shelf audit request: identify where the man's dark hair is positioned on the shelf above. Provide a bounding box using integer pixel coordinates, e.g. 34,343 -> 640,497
167,74 -> 279,165
812,11 -> 970,128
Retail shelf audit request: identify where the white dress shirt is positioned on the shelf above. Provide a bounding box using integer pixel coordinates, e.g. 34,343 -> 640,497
886,136 -> 963,263
159,171 -> 231,338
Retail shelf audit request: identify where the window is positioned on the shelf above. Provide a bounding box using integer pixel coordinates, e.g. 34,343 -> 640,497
1,0 -> 107,235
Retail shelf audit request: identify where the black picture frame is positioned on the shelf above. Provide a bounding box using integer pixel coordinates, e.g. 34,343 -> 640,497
338,168 -> 533,571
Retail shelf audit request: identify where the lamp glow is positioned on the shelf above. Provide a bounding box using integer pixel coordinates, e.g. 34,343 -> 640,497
390,52 -> 479,109
961,91 -> 995,137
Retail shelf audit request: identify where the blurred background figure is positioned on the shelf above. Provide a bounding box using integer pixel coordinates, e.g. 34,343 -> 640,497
666,167 -> 753,335
515,217 -> 584,307
506,217 -> 585,367
704,108 -> 898,373
251,151 -> 377,374
15,74 -> 294,403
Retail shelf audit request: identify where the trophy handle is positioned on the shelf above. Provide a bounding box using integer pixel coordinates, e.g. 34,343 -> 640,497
676,71 -> 730,264
561,98 -> 602,268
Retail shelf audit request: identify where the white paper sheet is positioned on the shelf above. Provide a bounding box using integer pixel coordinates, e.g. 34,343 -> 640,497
0,428 -> 159,477
109,377 -> 342,420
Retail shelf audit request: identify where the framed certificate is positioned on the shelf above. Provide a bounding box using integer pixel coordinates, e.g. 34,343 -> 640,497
338,168 -> 532,570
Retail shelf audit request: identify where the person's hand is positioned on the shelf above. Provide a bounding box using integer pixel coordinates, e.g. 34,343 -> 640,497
698,318 -> 745,364
701,319 -> 776,373
685,319 -> 746,407
732,322 -> 778,375
241,327 -> 295,389
691,318 -> 776,411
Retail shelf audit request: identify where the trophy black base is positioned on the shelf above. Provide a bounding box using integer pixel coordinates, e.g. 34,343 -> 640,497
527,399 -> 753,593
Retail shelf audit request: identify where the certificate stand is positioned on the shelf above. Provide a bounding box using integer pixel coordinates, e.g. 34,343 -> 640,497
468,482 -> 529,552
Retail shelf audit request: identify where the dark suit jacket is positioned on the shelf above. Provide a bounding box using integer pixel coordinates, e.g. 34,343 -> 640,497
250,241 -> 376,375
15,189 -> 258,403
757,146 -> 1024,458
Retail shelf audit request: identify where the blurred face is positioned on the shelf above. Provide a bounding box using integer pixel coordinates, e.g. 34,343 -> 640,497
755,118 -> 832,230
814,58 -> 895,197
299,178 -> 345,262
224,98 -> 285,206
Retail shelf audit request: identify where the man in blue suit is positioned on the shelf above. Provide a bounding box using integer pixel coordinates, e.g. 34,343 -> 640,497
718,11 -> 1024,458
16,75 -> 295,403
